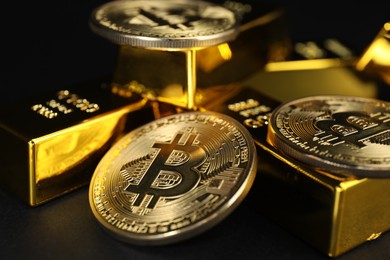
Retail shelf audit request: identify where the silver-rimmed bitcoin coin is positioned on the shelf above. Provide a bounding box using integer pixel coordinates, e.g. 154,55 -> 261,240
89,111 -> 257,245
89,0 -> 239,49
267,95 -> 390,178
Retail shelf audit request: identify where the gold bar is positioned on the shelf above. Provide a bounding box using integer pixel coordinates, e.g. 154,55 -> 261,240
199,85 -> 390,257
355,21 -> 390,85
111,0 -> 291,108
253,142 -> 390,257
0,79 -> 149,206
243,64 -> 379,102
112,47 -> 189,107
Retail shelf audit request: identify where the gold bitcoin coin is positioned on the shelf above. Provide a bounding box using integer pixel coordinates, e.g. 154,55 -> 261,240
89,111 -> 257,245
267,95 -> 390,178
89,0 -> 239,49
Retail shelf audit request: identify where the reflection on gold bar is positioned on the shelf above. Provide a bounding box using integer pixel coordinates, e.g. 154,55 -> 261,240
264,58 -> 352,72
200,86 -> 390,257
243,64 -> 378,102
0,79 -> 149,206
112,46 -> 189,107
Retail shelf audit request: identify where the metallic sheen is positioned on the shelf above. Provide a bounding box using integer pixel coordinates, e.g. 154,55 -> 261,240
89,0 -> 239,49
267,95 -> 390,178
89,111 -> 257,245
0,81 -> 147,206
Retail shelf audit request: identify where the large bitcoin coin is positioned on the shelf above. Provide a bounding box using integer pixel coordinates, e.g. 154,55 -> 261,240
267,95 -> 390,178
89,0 -> 239,49
89,111 -> 257,245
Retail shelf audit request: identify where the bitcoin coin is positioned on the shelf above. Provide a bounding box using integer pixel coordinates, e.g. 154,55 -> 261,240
89,111 -> 257,245
89,0 -> 239,49
267,95 -> 390,178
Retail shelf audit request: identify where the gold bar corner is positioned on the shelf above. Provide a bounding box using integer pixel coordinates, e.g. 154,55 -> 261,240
0,88 -> 148,206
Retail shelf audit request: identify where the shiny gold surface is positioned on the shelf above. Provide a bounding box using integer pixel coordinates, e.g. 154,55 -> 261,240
355,21 -> 390,85
29,110 -> 128,206
33,113 -> 120,183
0,83 -> 148,206
113,46 -> 189,107
243,65 -> 378,102
185,49 -> 197,109
254,142 -> 390,257
196,43 -> 233,73
264,58 -> 352,72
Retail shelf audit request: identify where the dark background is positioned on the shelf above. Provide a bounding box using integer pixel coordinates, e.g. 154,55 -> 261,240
1,1 -> 390,259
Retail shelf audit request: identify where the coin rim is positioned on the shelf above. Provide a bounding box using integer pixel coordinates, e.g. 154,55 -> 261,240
89,0 -> 240,49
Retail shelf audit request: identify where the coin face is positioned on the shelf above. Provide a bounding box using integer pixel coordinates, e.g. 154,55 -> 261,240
89,0 -> 239,49
267,95 -> 390,178
89,111 -> 257,245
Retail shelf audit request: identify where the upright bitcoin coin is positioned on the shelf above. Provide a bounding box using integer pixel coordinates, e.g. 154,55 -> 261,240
89,111 -> 257,245
267,95 -> 390,178
89,0 -> 239,49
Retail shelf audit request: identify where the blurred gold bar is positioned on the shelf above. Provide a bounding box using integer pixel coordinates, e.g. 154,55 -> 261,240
0,79 -> 149,206
355,21 -> 390,85
200,86 -> 390,257
264,58 -> 351,72
111,0 -> 291,108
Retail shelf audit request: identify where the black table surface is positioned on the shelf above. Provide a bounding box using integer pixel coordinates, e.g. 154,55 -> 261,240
1,1 -> 390,259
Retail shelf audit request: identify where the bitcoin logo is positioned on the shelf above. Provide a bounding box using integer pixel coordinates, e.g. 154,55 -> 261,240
267,95 -> 390,178
314,112 -> 389,148
122,133 -> 204,209
89,111 -> 257,245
